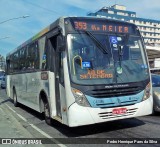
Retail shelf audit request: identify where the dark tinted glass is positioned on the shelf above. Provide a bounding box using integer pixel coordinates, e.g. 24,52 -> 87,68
152,74 -> 160,87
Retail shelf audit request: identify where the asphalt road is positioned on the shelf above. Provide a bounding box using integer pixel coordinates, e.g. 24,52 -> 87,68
0,88 -> 160,147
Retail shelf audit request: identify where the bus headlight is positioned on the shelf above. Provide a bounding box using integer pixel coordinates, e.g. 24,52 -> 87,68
143,83 -> 151,101
71,88 -> 90,107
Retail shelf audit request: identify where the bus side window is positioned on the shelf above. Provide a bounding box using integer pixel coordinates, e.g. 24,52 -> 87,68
12,52 -> 19,73
9,55 -> 13,73
6,59 -> 10,74
34,43 -> 39,69
27,42 -> 39,70
19,48 -> 27,70
27,47 -> 31,69
38,36 -> 47,70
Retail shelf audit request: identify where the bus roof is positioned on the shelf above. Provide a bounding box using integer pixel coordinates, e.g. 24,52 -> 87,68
6,16 -> 136,57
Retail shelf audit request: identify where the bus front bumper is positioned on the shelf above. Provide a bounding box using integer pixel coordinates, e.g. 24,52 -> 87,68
67,96 -> 153,127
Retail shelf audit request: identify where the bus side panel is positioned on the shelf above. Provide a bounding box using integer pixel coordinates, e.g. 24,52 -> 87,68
6,75 -> 11,98
56,54 -> 69,125
25,72 -> 41,111
63,56 -> 76,125
48,71 -> 57,118
9,72 -> 50,113
10,75 -> 18,99
16,73 -> 27,104
17,71 -> 50,112
10,74 -> 28,105
59,83 -> 68,125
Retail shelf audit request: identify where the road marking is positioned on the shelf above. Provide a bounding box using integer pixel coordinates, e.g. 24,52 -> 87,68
5,104 -> 67,147
0,107 -> 4,113
17,113 -> 27,122
29,124 -> 66,147
30,123 -> 52,138
6,104 -> 27,122
0,107 -> 5,116
6,104 -> 16,113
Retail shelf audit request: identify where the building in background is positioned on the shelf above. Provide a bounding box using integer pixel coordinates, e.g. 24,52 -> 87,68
88,4 -> 160,45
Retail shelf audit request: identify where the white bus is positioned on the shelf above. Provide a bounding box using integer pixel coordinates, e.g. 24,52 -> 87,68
6,17 -> 152,127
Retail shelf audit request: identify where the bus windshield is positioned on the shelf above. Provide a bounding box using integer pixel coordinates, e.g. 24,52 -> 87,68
67,33 -> 149,85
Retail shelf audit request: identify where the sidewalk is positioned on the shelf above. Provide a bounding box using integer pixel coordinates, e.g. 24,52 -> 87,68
0,99 -> 33,138
0,96 -> 48,147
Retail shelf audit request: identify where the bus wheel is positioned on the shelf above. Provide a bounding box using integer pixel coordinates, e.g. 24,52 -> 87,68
44,102 -> 52,125
13,90 -> 18,107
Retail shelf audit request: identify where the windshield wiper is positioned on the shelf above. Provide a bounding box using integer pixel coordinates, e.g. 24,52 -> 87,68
84,31 -> 108,54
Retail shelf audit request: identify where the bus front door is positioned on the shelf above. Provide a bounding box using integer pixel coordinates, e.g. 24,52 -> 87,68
48,37 -> 62,118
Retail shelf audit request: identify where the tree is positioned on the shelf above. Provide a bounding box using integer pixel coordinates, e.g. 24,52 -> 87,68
0,54 -> 5,70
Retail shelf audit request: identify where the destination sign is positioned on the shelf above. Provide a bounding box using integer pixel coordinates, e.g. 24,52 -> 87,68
73,21 -> 134,34
80,69 -> 113,79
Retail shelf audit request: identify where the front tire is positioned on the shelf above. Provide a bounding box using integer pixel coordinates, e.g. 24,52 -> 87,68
44,102 -> 52,125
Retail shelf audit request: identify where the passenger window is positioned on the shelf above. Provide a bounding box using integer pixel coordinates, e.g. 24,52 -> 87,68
26,42 -> 39,70
38,37 -> 47,70
12,52 -> 19,72
19,48 -> 27,70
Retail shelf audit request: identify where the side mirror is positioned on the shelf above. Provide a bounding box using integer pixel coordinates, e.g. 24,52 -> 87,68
57,35 -> 65,52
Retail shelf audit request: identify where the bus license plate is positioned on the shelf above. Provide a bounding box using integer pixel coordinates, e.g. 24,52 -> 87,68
112,108 -> 127,115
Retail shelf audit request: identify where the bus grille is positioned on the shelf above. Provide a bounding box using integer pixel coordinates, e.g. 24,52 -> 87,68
86,86 -> 142,98
98,108 -> 138,119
